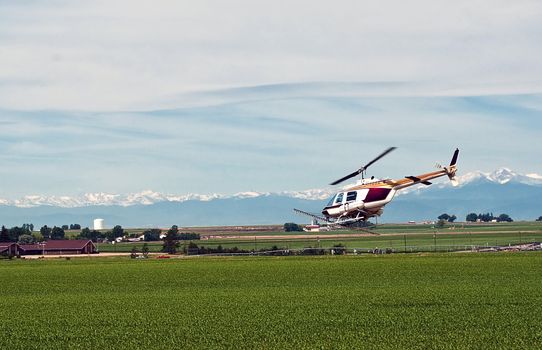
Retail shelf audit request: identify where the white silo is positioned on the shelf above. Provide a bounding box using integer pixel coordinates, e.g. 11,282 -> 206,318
93,218 -> 105,230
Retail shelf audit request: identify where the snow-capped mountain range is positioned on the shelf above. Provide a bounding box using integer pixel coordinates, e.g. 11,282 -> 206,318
0,168 -> 540,208
0,189 -> 336,208
456,168 -> 542,186
398,168 -> 542,196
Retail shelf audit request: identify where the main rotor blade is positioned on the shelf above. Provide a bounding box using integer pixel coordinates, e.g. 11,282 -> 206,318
363,147 -> 397,170
329,147 -> 397,186
330,169 -> 362,186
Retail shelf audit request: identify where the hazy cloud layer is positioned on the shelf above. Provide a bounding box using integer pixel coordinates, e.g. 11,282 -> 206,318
1,85 -> 541,198
0,1 -> 541,198
1,0 -> 542,109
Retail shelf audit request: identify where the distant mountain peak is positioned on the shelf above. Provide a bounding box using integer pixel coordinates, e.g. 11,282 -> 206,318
487,167 -> 517,184
456,168 -> 542,186
0,169 -> 540,208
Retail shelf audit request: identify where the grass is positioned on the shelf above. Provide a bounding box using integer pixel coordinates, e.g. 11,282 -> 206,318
96,230 -> 542,253
65,222 -> 542,239
1,253 -> 542,349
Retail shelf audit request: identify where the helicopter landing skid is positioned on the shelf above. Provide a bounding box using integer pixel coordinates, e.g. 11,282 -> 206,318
294,208 -> 379,235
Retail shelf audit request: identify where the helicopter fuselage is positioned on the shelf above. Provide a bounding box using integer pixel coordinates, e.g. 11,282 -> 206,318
321,166 -> 457,224
322,179 -> 396,219
294,148 -> 459,227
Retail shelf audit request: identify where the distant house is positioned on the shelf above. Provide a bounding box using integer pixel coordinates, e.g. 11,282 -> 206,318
19,240 -> 97,255
303,225 -> 321,232
0,243 -> 19,256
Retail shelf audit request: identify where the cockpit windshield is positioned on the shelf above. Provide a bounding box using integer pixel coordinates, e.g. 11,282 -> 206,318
326,194 -> 337,207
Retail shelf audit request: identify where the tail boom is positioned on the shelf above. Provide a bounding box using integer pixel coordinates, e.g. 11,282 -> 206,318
392,148 -> 460,190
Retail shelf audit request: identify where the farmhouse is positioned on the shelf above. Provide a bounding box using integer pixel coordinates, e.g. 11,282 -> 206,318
0,242 -> 19,256
19,240 -> 97,255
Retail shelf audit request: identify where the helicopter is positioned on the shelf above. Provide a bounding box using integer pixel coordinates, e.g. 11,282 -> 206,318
294,147 -> 459,228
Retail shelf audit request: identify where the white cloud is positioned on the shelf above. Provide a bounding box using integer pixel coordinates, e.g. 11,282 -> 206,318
1,90 -> 541,198
1,0 -> 542,110
1,1 -> 541,198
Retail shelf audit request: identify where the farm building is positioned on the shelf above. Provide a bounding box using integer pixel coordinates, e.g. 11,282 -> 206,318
19,240 -> 97,255
0,242 -> 19,256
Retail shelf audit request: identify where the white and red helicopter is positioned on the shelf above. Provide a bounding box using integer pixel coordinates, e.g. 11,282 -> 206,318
295,147 -> 459,228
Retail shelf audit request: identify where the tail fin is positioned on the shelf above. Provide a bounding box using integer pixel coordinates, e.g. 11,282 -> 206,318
449,148 -> 459,167
447,148 -> 459,186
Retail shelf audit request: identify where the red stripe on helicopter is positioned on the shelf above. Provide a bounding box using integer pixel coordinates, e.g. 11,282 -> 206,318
365,188 -> 391,202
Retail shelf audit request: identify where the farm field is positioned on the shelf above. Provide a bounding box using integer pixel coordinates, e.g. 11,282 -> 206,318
96,222 -> 542,253
1,253 -> 541,349
68,221 -> 542,239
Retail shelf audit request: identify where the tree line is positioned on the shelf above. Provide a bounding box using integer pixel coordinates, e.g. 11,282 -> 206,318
0,225 -> 67,244
0,223 -> 200,246
436,213 -> 514,223
438,213 -> 516,222
465,213 -> 513,222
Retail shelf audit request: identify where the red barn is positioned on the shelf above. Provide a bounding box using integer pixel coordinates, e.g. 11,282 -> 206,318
19,240 -> 97,255
0,243 -> 19,256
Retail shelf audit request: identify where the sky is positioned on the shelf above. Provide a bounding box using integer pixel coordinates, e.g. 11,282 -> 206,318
1,0 -> 541,198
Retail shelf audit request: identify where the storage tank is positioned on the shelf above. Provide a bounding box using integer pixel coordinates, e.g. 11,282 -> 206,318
93,218 -> 105,230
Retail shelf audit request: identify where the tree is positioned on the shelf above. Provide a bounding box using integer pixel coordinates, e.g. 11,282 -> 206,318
0,226 -> 9,242
162,225 -> 180,254
112,225 -> 124,238
143,229 -> 162,242
477,213 -> 495,222
466,213 -> 478,222
40,225 -> 52,240
8,227 -> 26,242
61,225 -> 69,230
438,213 -> 450,221
186,241 -> 200,255
32,232 -> 43,242
284,223 -> 303,232
22,223 -> 34,232
435,219 -> 446,229
497,214 -> 513,223
91,230 -> 104,242
18,234 -> 35,244
105,231 -> 115,241
80,227 -> 91,238
79,227 -> 103,242
536,216 -> 542,222
69,224 -> 81,230
448,215 -> 457,223
50,226 -> 65,240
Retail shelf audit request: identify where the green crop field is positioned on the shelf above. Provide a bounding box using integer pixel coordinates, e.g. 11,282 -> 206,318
1,253 -> 541,349
96,229 -> 542,253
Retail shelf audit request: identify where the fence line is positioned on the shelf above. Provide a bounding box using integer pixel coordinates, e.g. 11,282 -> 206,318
183,242 -> 542,257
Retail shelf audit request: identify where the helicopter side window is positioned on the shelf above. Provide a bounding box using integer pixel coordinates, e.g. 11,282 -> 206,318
334,193 -> 344,205
326,194 -> 337,207
346,191 -> 357,202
